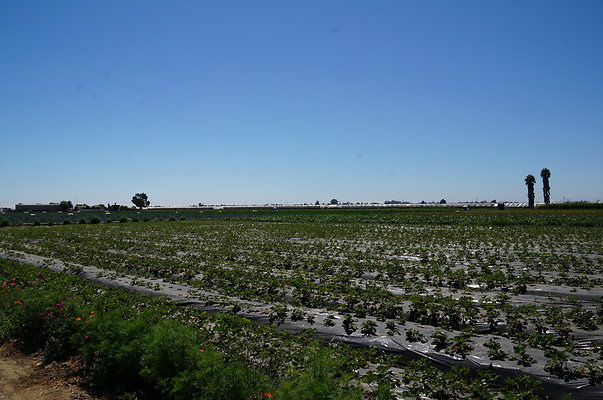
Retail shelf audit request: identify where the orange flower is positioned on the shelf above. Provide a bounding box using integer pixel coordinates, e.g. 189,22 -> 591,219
261,393 -> 273,398
75,317 -> 82,322
89,314 -> 95,318
84,335 -> 90,341
13,300 -> 21,305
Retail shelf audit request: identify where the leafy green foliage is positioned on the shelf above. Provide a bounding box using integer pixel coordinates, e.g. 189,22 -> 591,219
131,193 -> 150,209
277,346 -> 363,400
80,311 -> 151,390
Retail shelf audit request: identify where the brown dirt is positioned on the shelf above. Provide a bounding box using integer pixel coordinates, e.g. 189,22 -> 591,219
0,342 -> 107,400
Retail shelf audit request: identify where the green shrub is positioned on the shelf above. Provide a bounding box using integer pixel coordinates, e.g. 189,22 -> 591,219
79,217 -> 87,224
139,320 -> 201,393
138,320 -> 273,399
10,289 -> 61,345
170,351 -> 271,400
63,218 -> 71,225
277,346 -> 363,400
90,217 -> 101,224
33,219 -> 41,226
43,312 -> 82,362
120,217 -> 128,223
80,310 -> 151,390
0,219 -> 9,227
0,283 -> 87,361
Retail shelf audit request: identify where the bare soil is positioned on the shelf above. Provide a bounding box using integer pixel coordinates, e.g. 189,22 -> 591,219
0,342 -> 106,400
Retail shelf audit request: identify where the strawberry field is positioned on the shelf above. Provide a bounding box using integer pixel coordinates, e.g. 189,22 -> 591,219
1,208 -> 602,399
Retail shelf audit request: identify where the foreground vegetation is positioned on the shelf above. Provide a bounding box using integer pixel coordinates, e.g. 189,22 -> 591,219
0,257 -> 553,399
0,258 -> 371,399
1,208 -> 602,398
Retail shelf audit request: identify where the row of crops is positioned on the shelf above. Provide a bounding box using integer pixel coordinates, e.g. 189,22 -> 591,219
2,206 -> 602,227
1,208 -> 602,398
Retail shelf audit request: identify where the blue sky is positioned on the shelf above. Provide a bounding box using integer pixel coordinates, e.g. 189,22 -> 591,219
1,1 -> 602,207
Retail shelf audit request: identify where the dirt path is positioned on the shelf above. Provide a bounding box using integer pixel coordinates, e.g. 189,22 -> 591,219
0,343 -> 105,400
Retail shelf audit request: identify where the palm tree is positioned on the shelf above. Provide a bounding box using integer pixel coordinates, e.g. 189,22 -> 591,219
541,168 -> 551,204
525,175 -> 536,208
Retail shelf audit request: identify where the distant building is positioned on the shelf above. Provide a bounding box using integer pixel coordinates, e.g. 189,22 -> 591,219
15,203 -> 62,212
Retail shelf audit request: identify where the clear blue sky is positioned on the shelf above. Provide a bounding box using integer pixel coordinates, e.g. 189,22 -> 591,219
2,1 -> 602,207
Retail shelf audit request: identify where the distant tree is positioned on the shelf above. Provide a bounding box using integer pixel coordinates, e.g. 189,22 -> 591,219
439,199 -> 446,204
315,200 -> 320,206
59,200 -> 73,212
131,193 -> 150,209
541,168 -> 551,204
420,200 -> 426,204
525,175 -> 536,208
330,199 -> 339,205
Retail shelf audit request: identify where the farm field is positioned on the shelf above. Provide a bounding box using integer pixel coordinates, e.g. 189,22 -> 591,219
1,208 -> 602,399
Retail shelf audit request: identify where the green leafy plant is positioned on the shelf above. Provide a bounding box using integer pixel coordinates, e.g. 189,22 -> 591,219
447,334 -> 474,359
277,346 -> 363,400
361,320 -> 377,336
268,306 -> 287,326
513,343 -> 536,367
405,329 -> 427,343
484,338 -> 507,360
430,330 -> 449,351
343,315 -> 357,335
385,321 -> 399,336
